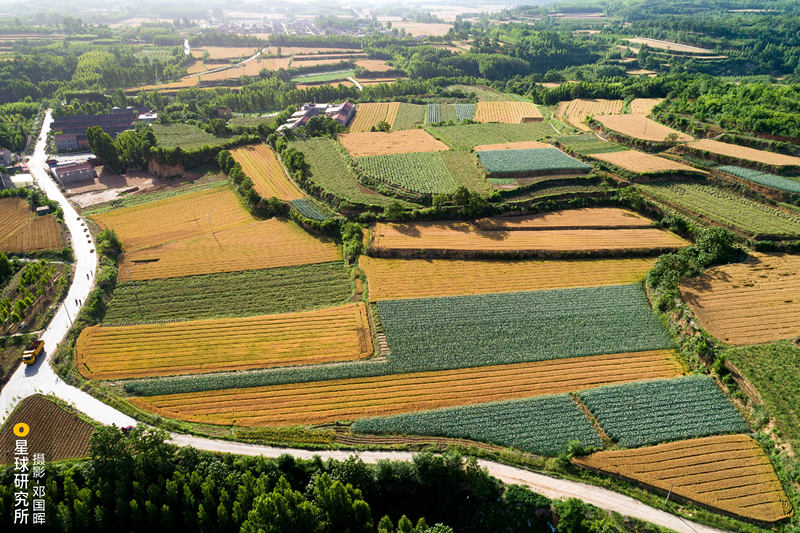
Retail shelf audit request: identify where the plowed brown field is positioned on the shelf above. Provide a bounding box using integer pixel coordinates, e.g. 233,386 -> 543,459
680,253 -> 800,345
230,144 -> 305,200
348,102 -> 401,132
0,395 -> 94,463
359,256 -> 657,301
595,114 -> 693,142
119,218 -> 341,281
92,185 -> 253,252
590,150 -> 701,174
130,349 -> 682,426
77,303 -> 372,379
0,197 -> 62,252
338,129 -> 449,156
474,102 -> 543,123
687,139 -> 800,168
574,434 -> 792,523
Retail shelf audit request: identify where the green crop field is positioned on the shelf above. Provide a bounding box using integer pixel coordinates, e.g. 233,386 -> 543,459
725,341 -> 800,448
427,123 -> 555,150
352,394 -> 602,455
440,151 -> 491,193
151,123 -> 233,150
558,135 -> 628,155
104,262 -> 351,323
228,115 -> 276,128
357,151 -> 485,195
290,138 -> 417,209
426,103 -> 440,124
503,184 -> 607,203
392,103 -> 426,130
478,148 -> 592,175
455,103 -> 476,121
637,182 -> 800,237
378,284 -> 674,371
290,198 -> 335,221
717,166 -> 800,194
290,69 -> 354,83
579,375 -> 749,447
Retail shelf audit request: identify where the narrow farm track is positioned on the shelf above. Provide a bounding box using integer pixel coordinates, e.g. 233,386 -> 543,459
0,112 -> 731,533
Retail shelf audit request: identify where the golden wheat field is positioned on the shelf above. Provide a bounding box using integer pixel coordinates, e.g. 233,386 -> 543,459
473,141 -> 551,151
77,303 -> 373,380
625,37 -> 713,54
595,114 -> 693,142
558,99 -> 624,131
230,145 -> 305,200
92,186 -> 254,253
130,349 -> 682,426
574,434 -> 792,522
355,59 -> 394,72
590,150 -> 702,174
338,129 -> 449,156
474,208 -> 654,229
680,253 -> 800,345
128,77 -> 199,92
0,198 -> 62,252
120,218 -> 341,281
356,77 -> 406,86
359,257 -> 657,301
263,46 -> 361,56
687,139 -> 800,167
629,98 -> 664,115
348,102 -> 401,132
474,101 -> 544,123
192,46 -> 262,59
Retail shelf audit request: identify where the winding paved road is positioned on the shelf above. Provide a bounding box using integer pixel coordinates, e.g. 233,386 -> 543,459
0,113 -> 726,533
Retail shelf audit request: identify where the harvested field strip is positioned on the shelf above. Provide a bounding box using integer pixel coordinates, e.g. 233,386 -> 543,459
625,38 -> 712,54
348,102 -> 400,133
77,303 -> 373,380
378,284 -> 674,371
338,129 -> 448,157
688,139 -> 800,168
595,114 -> 693,142
474,101 -> 543,123
637,182 -> 800,237
359,256 -> 657,301
562,99 -> 623,131
353,394 -> 602,456
680,252 -> 800,345
104,262 -> 351,323
120,218 -> 341,281
0,395 -> 95,463
590,150 -> 702,174
0,197 -> 62,252
474,208 -> 653,229
92,185 -> 253,253
474,141 -> 551,151
579,375 -> 749,447
574,434 -> 792,522
129,349 -> 682,426
230,145 -> 304,201
630,98 -> 664,115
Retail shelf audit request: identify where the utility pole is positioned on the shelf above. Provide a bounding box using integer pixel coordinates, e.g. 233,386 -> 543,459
664,482 -> 674,505
129,269 -> 143,320
64,303 -> 73,327
207,212 -> 214,235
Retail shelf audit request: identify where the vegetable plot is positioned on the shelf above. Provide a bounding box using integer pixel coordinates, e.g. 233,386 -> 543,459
352,394 -> 602,456
356,152 -> 460,195
578,375 -> 749,447
717,165 -> 800,193
477,148 -> 591,175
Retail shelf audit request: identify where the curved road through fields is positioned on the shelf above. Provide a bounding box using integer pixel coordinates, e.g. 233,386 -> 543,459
0,113 -> 726,533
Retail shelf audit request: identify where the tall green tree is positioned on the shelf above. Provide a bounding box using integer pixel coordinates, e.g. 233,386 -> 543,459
86,126 -> 122,173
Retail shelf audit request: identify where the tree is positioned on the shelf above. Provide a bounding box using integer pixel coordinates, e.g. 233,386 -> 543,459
371,120 -> 391,132
241,477 -> 321,533
0,252 -> 12,286
86,126 -> 122,173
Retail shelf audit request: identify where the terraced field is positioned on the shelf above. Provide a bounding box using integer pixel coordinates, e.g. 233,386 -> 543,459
680,252 -> 800,344
590,150 -> 702,174
339,129 -> 448,157
378,284 -> 674,370
428,123 -> 554,150
92,185 -> 253,253
557,99 -> 623,131
359,257 -> 657,301
558,135 -> 628,155
0,197 -> 63,252
104,262 -> 351,323
637,182 -> 800,238
129,350 -> 682,426
717,166 -> 800,193
574,435 -> 792,523
356,152 -> 460,195
595,114 -> 693,142
77,303 -> 373,379
474,101 -> 543,123
353,394 -> 603,455
119,218 -> 341,281
579,375 -> 748,447
230,144 -> 305,200
688,139 -> 800,169
391,103 -> 426,130
477,148 -> 591,175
